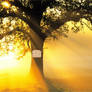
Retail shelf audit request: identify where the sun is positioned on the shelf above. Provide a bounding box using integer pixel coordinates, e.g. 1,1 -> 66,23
1,1 -> 11,8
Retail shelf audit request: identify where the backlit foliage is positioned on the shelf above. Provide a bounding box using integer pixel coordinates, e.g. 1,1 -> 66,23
0,16 -> 31,59
41,0 -> 92,38
0,0 -> 32,59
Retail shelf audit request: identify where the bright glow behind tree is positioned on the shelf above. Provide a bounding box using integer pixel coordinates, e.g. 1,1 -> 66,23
0,17 -> 31,76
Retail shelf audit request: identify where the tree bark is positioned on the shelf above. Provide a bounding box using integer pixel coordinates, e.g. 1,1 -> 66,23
30,29 -> 44,76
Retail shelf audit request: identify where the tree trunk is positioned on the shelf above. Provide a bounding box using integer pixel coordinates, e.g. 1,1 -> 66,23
29,27 -> 62,92
30,29 -> 44,76
31,42 -> 44,75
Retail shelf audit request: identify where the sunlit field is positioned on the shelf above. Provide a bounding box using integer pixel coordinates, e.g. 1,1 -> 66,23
0,50 -> 48,92
0,51 -> 31,75
0,51 -> 31,89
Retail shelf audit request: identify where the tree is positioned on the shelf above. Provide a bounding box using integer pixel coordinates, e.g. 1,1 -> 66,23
0,0 -> 92,92
0,0 -> 92,75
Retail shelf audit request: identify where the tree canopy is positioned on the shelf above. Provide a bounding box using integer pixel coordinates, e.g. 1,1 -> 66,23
41,0 -> 92,38
0,16 -> 31,59
0,0 -> 92,38
0,0 -> 92,57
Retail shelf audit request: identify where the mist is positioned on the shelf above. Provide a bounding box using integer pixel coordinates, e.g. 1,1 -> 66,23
43,25 -> 92,91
